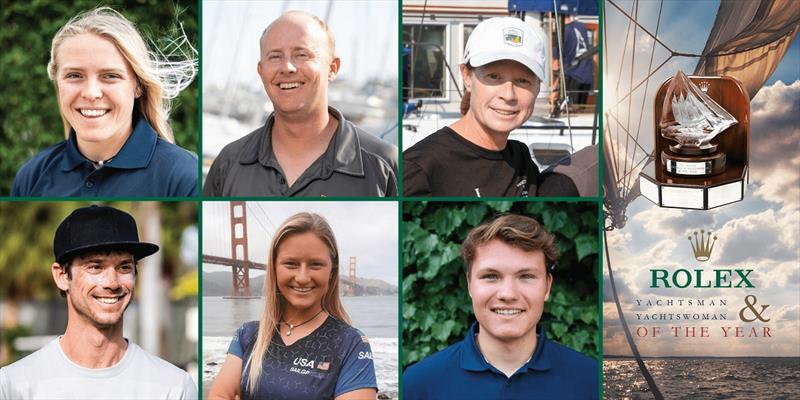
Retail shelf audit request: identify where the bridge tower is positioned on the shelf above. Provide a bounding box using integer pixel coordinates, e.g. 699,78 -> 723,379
348,256 -> 356,284
229,201 -> 251,297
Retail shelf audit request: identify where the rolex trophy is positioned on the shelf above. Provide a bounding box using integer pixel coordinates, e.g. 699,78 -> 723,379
659,70 -> 737,177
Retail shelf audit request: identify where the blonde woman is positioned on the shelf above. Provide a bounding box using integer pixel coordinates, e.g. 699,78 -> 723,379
209,213 -> 378,400
12,7 -> 197,197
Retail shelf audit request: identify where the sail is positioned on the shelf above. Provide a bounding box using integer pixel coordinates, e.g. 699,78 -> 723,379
694,0 -> 800,99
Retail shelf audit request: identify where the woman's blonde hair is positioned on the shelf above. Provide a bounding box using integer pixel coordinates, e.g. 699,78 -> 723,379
47,7 -> 197,143
245,212 -> 351,396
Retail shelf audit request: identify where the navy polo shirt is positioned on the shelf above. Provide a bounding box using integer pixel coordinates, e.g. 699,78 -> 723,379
12,116 -> 198,197
403,322 -> 598,400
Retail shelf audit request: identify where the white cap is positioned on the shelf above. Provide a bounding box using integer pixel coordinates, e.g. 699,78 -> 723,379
463,17 -> 546,81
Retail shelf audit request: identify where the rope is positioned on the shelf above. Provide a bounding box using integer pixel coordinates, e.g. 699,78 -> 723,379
605,230 -> 665,399
625,0 -> 664,202
603,4 -> 667,397
552,2 -> 574,151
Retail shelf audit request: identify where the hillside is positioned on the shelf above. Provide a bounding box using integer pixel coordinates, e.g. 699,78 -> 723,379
202,271 -> 397,297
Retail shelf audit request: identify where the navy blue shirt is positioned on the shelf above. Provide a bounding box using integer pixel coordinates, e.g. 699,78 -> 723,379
403,322 -> 598,400
228,317 -> 377,400
12,116 -> 198,197
555,21 -> 594,85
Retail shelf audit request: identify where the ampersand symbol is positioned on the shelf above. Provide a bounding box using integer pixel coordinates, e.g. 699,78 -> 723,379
739,295 -> 770,322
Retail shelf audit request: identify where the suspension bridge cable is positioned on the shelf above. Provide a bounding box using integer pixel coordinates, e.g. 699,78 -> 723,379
254,203 -> 277,233
245,203 -> 271,239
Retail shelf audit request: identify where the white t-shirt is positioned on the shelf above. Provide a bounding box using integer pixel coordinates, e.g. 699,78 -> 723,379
0,338 -> 197,400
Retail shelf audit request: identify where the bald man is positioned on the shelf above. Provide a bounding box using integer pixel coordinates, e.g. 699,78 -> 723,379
204,11 -> 398,197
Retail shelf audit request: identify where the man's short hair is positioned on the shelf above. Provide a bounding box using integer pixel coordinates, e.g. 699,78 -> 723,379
461,214 -> 559,276
260,10 -> 337,60
56,250 -> 138,298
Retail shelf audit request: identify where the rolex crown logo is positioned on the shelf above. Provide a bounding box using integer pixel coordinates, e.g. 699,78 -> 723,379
699,81 -> 710,92
688,229 -> 717,262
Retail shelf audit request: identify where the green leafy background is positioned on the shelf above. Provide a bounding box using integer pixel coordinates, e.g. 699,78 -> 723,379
402,201 -> 599,367
0,1 -> 198,195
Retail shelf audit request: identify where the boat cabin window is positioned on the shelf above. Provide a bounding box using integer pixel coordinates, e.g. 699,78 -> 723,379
403,24 -> 447,99
529,143 -> 573,169
462,24 -> 476,51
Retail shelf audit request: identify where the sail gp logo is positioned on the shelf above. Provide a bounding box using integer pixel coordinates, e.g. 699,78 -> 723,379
290,357 -> 331,375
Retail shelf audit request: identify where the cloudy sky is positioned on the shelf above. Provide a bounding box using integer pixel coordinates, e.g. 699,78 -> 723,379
202,0 -> 398,91
603,0 -> 800,357
202,201 -> 398,286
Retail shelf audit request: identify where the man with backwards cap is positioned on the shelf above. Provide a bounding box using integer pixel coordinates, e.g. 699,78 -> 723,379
402,214 -> 598,399
403,17 -> 578,197
0,205 -> 197,399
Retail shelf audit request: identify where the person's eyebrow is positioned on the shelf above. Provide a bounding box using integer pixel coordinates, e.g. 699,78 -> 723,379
81,255 -> 134,265
98,68 -> 128,74
515,267 -> 543,275
475,266 -> 539,274
116,257 -> 135,265
291,45 -> 315,52
60,66 -> 128,74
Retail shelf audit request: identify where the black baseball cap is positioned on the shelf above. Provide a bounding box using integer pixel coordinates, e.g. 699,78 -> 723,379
54,205 -> 159,264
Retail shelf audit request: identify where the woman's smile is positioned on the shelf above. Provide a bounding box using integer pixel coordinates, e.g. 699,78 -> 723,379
275,232 -> 333,314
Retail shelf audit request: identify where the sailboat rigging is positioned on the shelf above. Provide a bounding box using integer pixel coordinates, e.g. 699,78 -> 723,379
603,0 -> 799,397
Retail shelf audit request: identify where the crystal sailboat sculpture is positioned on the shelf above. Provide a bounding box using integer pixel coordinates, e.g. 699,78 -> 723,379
659,70 -> 737,149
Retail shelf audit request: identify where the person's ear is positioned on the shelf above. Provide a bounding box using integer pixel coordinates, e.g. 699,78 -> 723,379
328,56 -> 341,81
544,273 -> 553,301
460,64 -> 473,92
134,86 -> 142,99
52,262 -> 70,294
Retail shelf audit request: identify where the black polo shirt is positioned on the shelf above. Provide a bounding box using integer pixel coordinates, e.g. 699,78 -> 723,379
403,127 -> 578,197
11,116 -> 198,197
203,107 -> 398,197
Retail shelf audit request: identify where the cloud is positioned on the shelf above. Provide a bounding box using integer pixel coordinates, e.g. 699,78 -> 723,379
603,274 -> 637,303
771,304 -> 800,323
606,230 -> 632,252
646,239 -> 677,261
633,208 -> 715,236
749,80 -> 800,208
755,260 -> 800,290
714,209 -> 795,264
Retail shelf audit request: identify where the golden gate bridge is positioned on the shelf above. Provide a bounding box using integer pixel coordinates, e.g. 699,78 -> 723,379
202,201 -> 365,298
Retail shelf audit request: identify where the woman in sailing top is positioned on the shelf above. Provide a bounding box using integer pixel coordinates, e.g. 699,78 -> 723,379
208,212 -> 377,400
11,7 -> 198,197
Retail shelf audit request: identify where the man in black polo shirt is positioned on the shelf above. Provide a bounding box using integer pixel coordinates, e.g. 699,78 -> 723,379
203,11 -> 397,197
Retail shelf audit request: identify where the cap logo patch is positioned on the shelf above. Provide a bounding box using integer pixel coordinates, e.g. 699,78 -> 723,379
503,28 -> 523,46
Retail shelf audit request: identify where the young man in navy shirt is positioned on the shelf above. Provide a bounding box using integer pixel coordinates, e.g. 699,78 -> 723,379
403,214 -> 598,399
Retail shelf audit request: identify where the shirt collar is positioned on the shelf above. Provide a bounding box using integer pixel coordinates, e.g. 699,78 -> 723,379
240,106 -> 365,177
460,321 -> 552,373
60,115 -> 158,171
